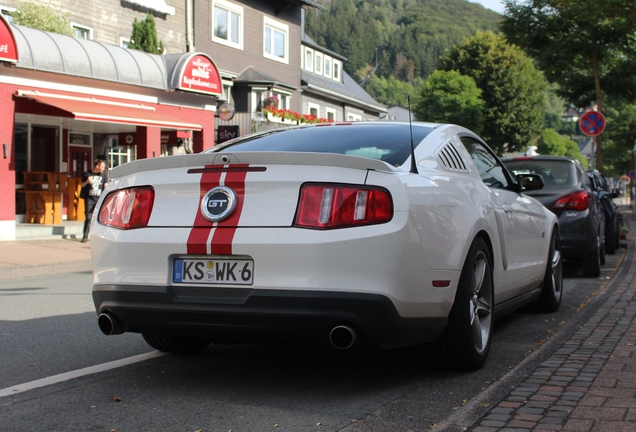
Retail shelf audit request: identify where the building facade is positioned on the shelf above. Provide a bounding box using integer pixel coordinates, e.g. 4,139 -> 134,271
0,0 -> 386,240
0,14 -> 222,240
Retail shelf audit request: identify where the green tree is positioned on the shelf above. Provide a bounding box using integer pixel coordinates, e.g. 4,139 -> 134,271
362,74 -> 422,107
128,14 -> 164,54
413,70 -> 485,133
501,0 -> 636,173
438,31 -> 547,154
10,0 -> 72,35
602,102 -> 636,177
537,128 -> 587,167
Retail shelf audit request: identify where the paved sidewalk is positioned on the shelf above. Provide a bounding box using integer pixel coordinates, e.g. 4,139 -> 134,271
433,213 -> 636,431
0,238 -> 91,279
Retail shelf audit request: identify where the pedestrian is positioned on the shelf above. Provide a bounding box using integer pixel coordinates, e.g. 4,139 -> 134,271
80,158 -> 108,242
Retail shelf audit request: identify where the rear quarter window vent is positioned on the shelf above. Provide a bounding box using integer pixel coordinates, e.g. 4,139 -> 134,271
437,142 -> 468,173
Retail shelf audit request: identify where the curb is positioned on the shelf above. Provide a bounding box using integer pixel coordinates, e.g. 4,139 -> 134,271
0,260 -> 92,280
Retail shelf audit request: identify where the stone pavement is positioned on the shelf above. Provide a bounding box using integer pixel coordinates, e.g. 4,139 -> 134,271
469,254 -> 636,432
432,211 -> 636,432
0,238 -> 91,279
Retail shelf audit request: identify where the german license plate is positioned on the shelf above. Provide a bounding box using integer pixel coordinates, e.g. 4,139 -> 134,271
173,258 -> 254,285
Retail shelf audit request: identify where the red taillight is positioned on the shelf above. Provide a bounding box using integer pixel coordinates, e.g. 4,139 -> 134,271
553,191 -> 591,211
294,183 -> 392,229
98,187 -> 155,229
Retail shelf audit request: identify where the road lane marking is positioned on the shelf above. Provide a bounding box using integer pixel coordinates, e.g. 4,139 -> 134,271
0,351 -> 166,398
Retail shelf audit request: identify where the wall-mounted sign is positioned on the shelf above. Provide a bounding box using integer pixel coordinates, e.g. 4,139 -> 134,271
69,132 -> 91,146
218,103 -> 235,121
118,133 -> 135,145
178,54 -> 222,95
0,14 -> 18,63
217,125 -> 239,143
161,131 -> 177,145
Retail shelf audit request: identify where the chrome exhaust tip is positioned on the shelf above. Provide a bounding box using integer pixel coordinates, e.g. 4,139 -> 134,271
97,312 -> 124,335
329,325 -> 356,350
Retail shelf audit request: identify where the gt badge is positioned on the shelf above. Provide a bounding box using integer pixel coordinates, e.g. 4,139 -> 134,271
201,186 -> 237,222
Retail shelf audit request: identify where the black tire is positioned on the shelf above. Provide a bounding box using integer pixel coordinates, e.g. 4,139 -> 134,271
142,333 -> 210,353
615,221 -> 621,250
581,233 -> 601,278
600,230 -> 606,266
606,229 -> 617,255
435,237 -> 493,371
536,229 -> 563,312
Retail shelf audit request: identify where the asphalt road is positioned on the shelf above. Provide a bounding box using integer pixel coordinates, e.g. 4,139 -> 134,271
0,248 -> 626,432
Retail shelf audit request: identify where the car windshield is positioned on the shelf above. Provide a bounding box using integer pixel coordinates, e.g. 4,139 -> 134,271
504,160 -> 579,189
207,123 -> 434,167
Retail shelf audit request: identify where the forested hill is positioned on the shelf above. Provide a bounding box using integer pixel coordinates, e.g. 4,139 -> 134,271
305,0 -> 501,105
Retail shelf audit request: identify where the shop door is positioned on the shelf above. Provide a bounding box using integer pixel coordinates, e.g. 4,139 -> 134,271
69,146 -> 91,178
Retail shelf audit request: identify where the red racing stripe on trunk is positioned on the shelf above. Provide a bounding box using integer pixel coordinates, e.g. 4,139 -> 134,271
186,167 -> 222,255
210,165 -> 249,255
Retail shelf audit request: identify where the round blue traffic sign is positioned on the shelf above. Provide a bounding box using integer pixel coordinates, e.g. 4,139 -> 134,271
579,111 -> 606,137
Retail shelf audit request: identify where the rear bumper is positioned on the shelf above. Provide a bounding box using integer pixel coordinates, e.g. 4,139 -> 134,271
558,210 -> 598,260
93,285 -> 448,349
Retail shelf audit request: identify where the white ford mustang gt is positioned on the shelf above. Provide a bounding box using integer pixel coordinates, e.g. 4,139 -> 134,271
91,121 -> 562,370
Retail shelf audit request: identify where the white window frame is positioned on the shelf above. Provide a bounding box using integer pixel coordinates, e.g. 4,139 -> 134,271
263,16 -> 289,64
251,87 -> 268,114
71,23 -> 94,40
347,112 -> 362,121
325,107 -> 337,122
303,46 -> 314,72
333,60 -> 342,82
314,51 -> 323,75
307,102 -> 320,118
212,0 -> 244,50
324,56 -> 332,79
120,37 -> 130,49
272,89 -> 291,110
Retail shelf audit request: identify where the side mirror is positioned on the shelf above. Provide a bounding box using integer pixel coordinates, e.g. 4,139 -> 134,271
598,190 -> 610,200
516,173 -> 544,192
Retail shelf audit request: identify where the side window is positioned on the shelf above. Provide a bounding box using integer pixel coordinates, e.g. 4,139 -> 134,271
461,136 -> 509,189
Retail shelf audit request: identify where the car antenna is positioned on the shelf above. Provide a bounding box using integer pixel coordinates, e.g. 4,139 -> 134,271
407,96 -> 418,174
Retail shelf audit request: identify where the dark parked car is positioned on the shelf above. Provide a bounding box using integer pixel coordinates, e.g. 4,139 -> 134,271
587,170 -> 620,254
502,156 -> 605,277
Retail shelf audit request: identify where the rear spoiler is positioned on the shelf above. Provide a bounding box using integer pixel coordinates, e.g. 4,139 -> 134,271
110,151 -> 399,178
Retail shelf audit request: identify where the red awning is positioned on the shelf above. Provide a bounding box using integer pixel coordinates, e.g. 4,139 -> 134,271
17,93 -> 203,131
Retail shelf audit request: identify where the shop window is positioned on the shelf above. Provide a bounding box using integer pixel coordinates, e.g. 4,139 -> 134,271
333,60 -> 342,82
213,0 -> 243,50
325,107 -> 336,122
263,16 -> 288,64
303,47 -> 314,72
71,23 -> 93,40
110,145 -> 136,170
14,123 -> 27,185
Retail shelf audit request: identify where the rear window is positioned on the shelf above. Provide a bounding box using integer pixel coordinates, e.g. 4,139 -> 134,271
208,124 -> 434,167
504,160 -> 579,189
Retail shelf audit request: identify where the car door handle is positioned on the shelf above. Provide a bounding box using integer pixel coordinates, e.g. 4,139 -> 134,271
502,205 -> 513,213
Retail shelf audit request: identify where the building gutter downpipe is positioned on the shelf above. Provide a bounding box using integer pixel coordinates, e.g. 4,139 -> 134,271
186,0 -> 194,52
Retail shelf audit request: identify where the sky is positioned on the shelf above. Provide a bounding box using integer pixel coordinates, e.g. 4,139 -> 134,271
470,0 -> 505,14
